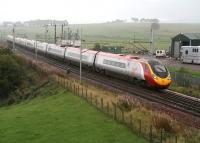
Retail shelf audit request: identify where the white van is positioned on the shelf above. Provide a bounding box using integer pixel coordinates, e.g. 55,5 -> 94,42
156,50 -> 166,58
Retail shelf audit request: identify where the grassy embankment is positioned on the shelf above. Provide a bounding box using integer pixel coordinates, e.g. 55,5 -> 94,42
0,82 -> 147,143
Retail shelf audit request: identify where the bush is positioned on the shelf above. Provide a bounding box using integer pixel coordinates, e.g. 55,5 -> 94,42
0,48 -> 24,99
152,115 -> 173,133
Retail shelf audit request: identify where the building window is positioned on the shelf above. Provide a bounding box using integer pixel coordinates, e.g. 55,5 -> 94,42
185,50 -> 188,55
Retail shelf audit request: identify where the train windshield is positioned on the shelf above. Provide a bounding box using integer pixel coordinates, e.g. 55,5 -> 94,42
148,60 -> 168,78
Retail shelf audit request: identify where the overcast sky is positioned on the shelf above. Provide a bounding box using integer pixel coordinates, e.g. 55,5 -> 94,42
0,0 -> 200,23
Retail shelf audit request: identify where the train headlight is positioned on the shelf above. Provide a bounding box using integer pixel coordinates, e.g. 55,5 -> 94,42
167,77 -> 171,80
152,74 -> 157,79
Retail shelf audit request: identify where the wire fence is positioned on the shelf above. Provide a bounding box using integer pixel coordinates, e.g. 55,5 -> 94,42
170,72 -> 200,88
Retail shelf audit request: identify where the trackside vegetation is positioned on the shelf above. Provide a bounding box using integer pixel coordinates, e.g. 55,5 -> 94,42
0,47 -> 48,106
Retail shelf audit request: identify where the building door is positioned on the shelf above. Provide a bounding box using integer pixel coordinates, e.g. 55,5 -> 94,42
174,41 -> 180,59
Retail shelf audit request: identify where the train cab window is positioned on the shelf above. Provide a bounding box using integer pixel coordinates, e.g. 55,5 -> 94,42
148,60 -> 168,78
185,50 -> 188,55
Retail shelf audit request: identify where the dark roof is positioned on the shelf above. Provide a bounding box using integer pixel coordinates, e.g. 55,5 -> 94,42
183,33 -> 200,40
172,33 -> 200,40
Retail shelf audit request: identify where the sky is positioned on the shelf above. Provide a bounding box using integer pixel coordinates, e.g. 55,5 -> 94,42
0,0 -> 200,24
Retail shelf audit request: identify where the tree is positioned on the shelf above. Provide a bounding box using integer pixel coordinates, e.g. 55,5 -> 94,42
0,49 -> 24,98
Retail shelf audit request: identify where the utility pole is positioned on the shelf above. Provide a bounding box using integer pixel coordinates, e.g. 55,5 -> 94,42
35,41 -> 38,62
44,25 -> 48,42
150,22 -> 160,56
12,25 -> 16,51
150,28 -> 154,56
54,24 -> 57,44
80,29 -> 82,83
61,22 -> 68,40
61,24 -> 64,40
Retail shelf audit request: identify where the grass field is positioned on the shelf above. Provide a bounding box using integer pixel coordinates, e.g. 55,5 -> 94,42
0,82 -> 147,143
1,23 -> 200,50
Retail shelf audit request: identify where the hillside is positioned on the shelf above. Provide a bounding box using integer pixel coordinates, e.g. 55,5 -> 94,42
0,82 -> 147,143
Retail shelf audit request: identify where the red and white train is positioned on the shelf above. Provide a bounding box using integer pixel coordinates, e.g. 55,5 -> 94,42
7,35 -> 172,89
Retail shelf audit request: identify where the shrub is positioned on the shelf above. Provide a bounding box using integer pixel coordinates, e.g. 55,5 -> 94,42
0,48 -> 25,99
152,115 -> 173,133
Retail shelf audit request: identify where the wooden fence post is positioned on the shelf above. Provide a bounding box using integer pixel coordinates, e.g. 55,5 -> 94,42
130,114 -> 133,130
114,103 -> 117,120
139,119 -> 142,135
90,92 -> 92,104
78,85 -> 79,96
160,129 -> 163,143
175,136 -> 177,143
149,125 -> 153,143
107,102 -> 109,115
121,109 -> 124,123
86,89 -> 88,99
101,98 -> 103,110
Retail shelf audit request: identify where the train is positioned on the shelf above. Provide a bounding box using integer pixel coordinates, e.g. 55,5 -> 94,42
7,35 -> 172,89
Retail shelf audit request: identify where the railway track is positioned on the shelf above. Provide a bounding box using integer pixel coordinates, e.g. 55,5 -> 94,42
15,46 -> 200,118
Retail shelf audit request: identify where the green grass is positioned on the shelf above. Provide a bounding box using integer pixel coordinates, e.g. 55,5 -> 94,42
0,82 -> 147,143
168,67 -> 200,77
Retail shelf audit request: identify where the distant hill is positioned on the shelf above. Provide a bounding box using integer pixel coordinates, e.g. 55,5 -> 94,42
2,19 -> 68,27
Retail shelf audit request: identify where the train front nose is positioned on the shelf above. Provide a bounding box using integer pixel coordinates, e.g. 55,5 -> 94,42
153,75 -> 172,88
148,60 -> 172,89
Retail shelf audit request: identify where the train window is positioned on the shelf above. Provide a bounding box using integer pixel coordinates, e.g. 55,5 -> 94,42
197,49 -> 199,53
154,65 -> 166,72
103,59 -> 126,68
148,60 -> 168,78
68,52 -> 88,60
185,50 -> 188,55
